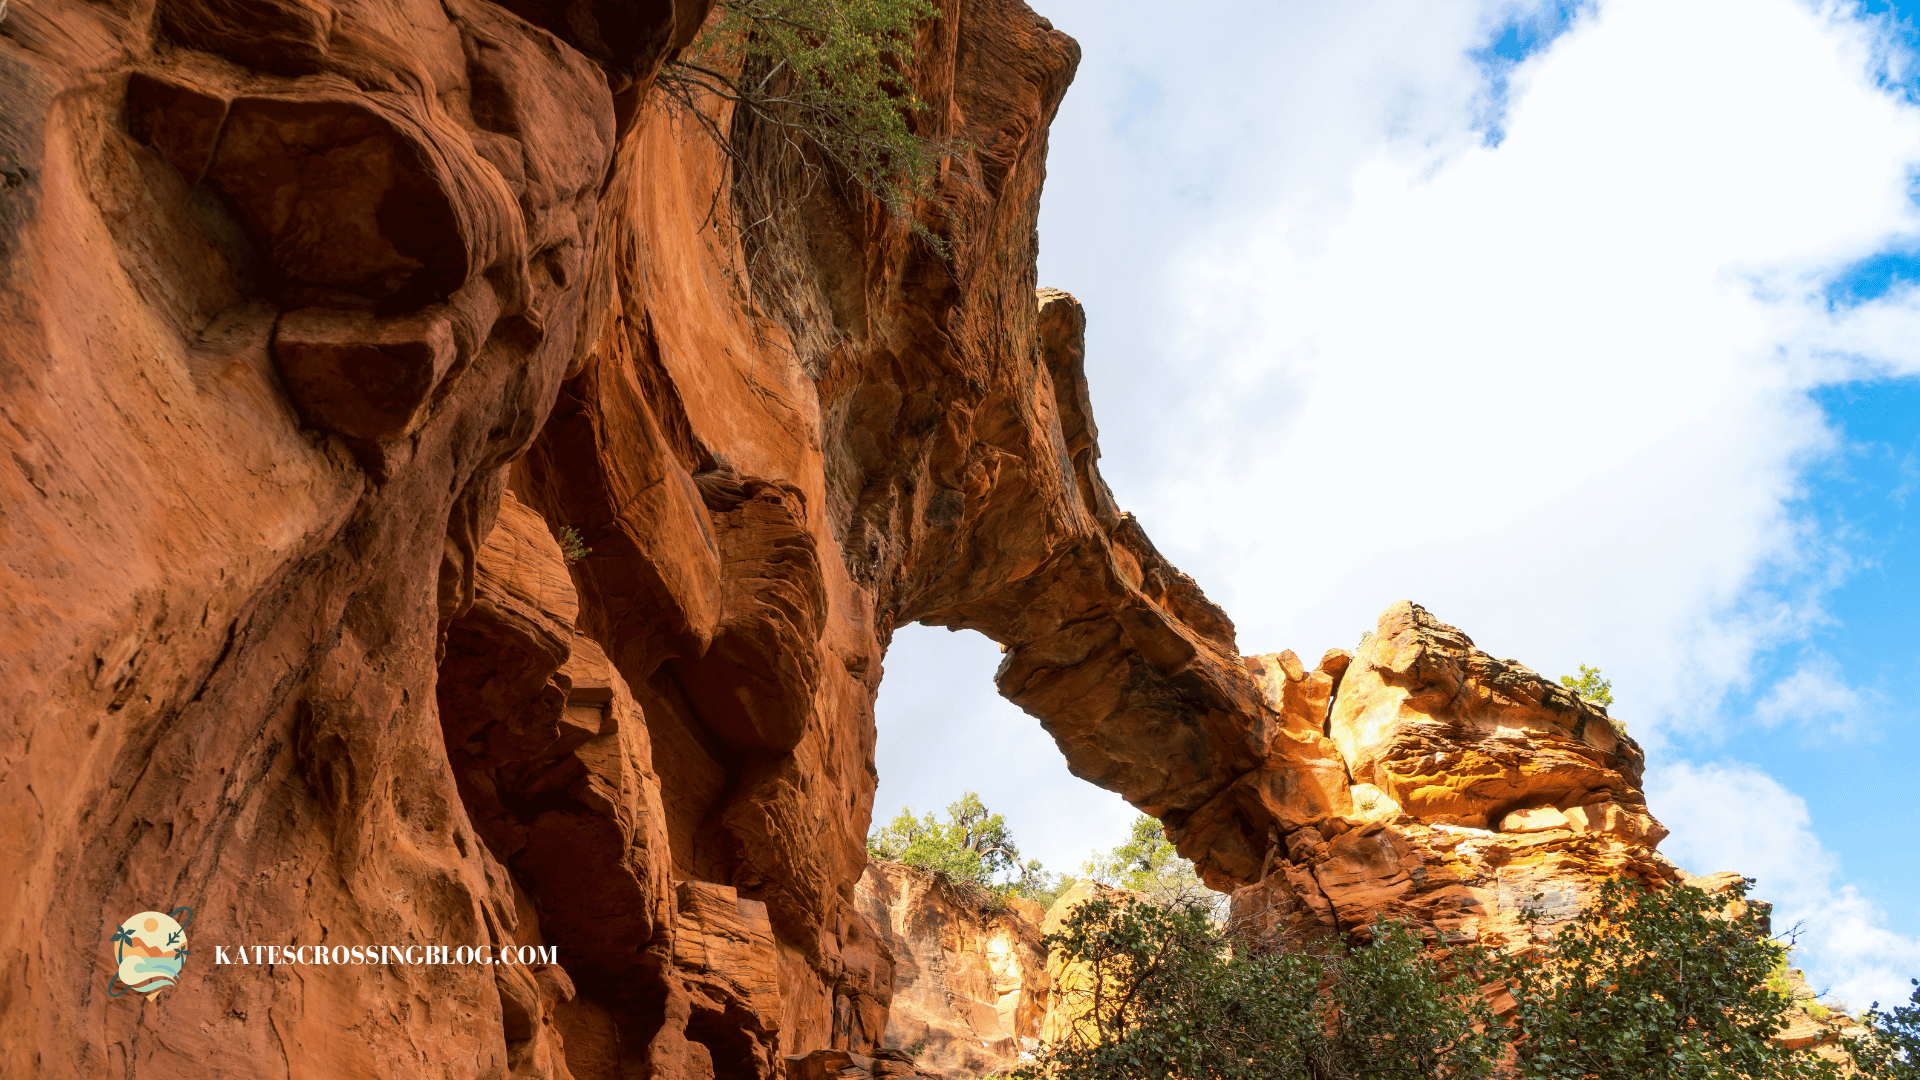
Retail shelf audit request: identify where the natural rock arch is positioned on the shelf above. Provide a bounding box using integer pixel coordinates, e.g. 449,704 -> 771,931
0,0 -> 1673,1075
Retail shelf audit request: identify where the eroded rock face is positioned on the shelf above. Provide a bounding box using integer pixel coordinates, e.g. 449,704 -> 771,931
0,0 -> 1719,1075
1,0 -> 1243,1074
854,862 -> 1049,1080
1230,602 -> 1674,952
1,0 -> 695,1071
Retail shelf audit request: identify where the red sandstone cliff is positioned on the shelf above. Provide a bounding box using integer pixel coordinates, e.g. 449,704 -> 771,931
0,0 -> 1707,1077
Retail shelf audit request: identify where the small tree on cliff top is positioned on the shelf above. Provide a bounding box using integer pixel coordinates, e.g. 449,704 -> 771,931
869,791 -> 1063,903
1560,663 -> 1615,708
657,0 -> 956,231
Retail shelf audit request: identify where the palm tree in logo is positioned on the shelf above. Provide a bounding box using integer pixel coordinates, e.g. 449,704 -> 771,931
109,925 -> 135,954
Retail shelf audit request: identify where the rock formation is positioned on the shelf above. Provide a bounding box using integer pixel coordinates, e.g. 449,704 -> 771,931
853,861 -> 1048,1080
1230,601 -> 1676,952
0,0 -> 1087,1072
0,0 -> 1764,1076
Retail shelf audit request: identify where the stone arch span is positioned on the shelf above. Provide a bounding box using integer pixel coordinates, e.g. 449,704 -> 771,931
0,0 -> 1669,1074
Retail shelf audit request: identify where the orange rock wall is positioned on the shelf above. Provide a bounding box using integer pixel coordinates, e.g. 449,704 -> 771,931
0,0 -> 1242,1075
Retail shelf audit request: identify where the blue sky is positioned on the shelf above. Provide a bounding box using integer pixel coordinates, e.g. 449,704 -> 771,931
874,0 -> 1920,1009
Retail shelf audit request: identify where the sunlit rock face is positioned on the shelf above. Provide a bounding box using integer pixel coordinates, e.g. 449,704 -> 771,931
854,861 -> 1049,1080
1230,601 -> 1674,953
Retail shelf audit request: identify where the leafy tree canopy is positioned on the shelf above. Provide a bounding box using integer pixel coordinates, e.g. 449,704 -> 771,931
1081,814 -> 1219,914
868,792 -> 1067,905
1509,875 -> 1841,1080
1560,663 -> 1615,708
659,0 -> 954,227
1847,979 -> 1920,1078
1021,895 -> 1503,1080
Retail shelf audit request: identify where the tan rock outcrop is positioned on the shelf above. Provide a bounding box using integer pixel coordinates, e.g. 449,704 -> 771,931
854,862 -> 1048,1080
1231,602 -> 1674,952
1768,966 -> 1868,1064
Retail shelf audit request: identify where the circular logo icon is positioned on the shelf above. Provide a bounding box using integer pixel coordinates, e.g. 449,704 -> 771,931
108,907 -> 192,1000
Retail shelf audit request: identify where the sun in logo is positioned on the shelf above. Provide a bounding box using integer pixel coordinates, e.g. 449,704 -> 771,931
108,907 -> 192,1000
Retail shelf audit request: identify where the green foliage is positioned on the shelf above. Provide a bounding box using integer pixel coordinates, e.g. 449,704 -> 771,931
1011,858 -> 1074,909
867,792 -> 1073,906
1081,814 -> 1219,915
557,526 -> 591,565
1508,875 -> 1840,1080
1561,663 -> 1628,735
1019,896 -> 1502,1080
659,0 -> 954,227
1766,955 -> 1795,999
1846,979 -> 1920,1078
868,791 -> 1018,886
1560,663 -> 1615,708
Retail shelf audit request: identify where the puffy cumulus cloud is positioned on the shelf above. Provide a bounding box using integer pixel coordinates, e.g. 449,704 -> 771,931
1651,759 -> 1920,1010
1136,0 -> 1920,748
1035,0 -> 1528,472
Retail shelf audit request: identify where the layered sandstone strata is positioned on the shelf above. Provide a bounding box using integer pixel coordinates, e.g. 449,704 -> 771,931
0,0 -> 1301,1075
854,861 -> 1049,1080
1231,601 -> 1674,951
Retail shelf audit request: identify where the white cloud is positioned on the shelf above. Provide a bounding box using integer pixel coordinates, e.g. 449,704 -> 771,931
1754,654 -> 1882,738
1651,759 -> 1920,1009
1132,0 -> 1920,748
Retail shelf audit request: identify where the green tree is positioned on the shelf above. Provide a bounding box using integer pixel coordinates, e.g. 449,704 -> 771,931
657,0 -> 954,227
1508,875 -> 1840,1080
1022,895 -> 1502,1080
868,791 -> 1080,907
1560,663 -> 1615,708
868,791 -> 1016,886
1846,979 -> 1920,1078
1561,662 -> 1629,736
1082,814 -> 1220,915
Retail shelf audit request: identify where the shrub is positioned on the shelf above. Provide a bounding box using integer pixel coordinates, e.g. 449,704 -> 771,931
1021,895 -> 1503,1080
1081,814 -> 1221,918
657,0 -> 956,231
1846,979 -> 1920,1078
557,526 -> 591,565
1507,876 -> 1841,1080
